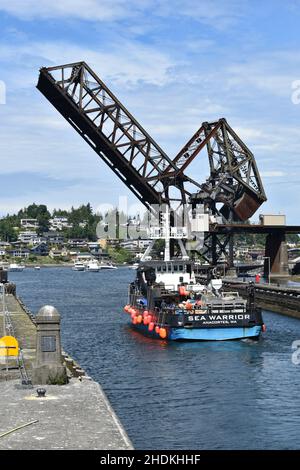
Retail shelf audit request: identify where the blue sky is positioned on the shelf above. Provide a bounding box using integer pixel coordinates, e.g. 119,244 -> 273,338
0,0 -> 300,222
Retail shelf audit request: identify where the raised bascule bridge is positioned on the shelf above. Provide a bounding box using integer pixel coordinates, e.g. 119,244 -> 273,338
37,61 -> 299,278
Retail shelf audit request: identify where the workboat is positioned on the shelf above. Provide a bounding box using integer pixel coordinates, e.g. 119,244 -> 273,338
124,260 -> 265,341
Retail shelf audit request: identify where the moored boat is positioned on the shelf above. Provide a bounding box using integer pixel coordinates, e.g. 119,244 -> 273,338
8,263 -> 25,272
72,261 -> 85,271
99,262 -> 117,270
85,260 -> 100,272
129,262 -> 139,270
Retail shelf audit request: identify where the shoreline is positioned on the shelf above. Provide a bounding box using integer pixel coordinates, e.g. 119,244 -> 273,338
1,262 -> 131,268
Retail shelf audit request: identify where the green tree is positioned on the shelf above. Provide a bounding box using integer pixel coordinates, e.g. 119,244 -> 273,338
18,203 -> 51,233
0,217 -> 18,242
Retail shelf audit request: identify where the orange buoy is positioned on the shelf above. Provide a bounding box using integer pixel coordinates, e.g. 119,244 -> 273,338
262,324 -> 267,333
143,316 -> 149,325
179,285 -> 189,296
155,326 -> 160,334
148,322 -> 155,332
159,328 -> 167,339
132,316 -> 137,324
147,314 -> 152,322
143,310 -> 149,316
137,314 -> 143,323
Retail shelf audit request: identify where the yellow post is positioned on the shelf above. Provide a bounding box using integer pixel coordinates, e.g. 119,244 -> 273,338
0,336 -> 19,357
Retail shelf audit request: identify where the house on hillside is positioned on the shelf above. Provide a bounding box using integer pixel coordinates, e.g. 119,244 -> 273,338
43,231 -> 65,245
49,217 -> 73,231
8,248 -> 30,258
30,243 -> 49,256
18,231 -> 38,244
67,239 -> 88,248
20,218 -> 39,229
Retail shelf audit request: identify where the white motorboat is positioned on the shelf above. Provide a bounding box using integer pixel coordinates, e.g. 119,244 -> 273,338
129,262 -> 139,270
72,261 -> 85,271
85,260 -> 100,272
9,263 -> 25,272
34,266 -> 41,270
99,262 -> 117,270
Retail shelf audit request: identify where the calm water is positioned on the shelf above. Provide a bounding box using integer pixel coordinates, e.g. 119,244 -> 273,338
9,267 -> 300,450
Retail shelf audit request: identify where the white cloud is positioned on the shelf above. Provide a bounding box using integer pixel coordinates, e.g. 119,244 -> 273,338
0,40 -> 174,88
0,0 -> 246,30
1,4 -> 300,221
0,0 -> 140,22
260,171 -> 286,177
156,0 -> 246,30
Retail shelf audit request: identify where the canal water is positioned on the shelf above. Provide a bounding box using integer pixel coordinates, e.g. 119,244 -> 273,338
9,267 -> 300,450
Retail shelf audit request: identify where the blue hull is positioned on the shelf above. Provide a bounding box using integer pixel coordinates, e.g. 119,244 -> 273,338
132,323 -> 262,341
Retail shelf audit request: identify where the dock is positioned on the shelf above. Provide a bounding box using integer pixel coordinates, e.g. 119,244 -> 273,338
0,289 -> 132,450
221,279 -> 300,318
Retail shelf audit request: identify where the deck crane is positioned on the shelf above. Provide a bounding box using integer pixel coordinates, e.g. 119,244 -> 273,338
37,61 -> 266,265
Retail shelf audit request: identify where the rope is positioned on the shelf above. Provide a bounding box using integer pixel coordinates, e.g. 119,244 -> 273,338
0,420 -> 39,439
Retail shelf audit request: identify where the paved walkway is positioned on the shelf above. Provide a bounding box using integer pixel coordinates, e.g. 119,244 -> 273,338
0,293 -> 133,450
0,378 -> 132,450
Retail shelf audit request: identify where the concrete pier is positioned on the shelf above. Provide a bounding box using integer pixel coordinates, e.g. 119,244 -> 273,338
0,379 -> 132,450
0,293 -> 133,450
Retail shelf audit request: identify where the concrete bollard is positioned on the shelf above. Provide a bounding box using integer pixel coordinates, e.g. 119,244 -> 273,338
32,305 -> 67,385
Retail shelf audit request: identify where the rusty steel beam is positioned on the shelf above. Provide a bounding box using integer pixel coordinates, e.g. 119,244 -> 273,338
37,61 -> 203,210
178,118 -> 267,222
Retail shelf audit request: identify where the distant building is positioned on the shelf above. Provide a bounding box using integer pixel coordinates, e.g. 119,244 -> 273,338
30,243 -> 49,256
87,241 -> 103,256
67,239 -> 88,248
75,252 -> 94,262
49,217 -> 73,231
49,249 -> 62,259
119,239 -> 152,252
20,218 -> 39,229
43,232 -> 65,245
32,236 -> 47,245
8,248 -> 30,258
18,231 -> 38,244
49,247 -> 69,259
0,241 -> 11,248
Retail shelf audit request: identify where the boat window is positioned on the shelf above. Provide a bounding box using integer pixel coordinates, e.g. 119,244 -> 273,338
179,265 -> 183,271
157,266 -> 161,272
174,265 -> 178,272
162,265 -> 167,272
168,265 -> 172,272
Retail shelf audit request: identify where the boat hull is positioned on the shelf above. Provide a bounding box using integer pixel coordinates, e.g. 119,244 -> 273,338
131,323 -> 262,341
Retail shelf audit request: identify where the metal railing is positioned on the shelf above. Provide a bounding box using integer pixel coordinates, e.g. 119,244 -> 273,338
0,283 -> 31,385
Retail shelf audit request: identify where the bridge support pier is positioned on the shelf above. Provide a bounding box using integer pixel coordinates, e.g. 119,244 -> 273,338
264,231 -> 289,278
